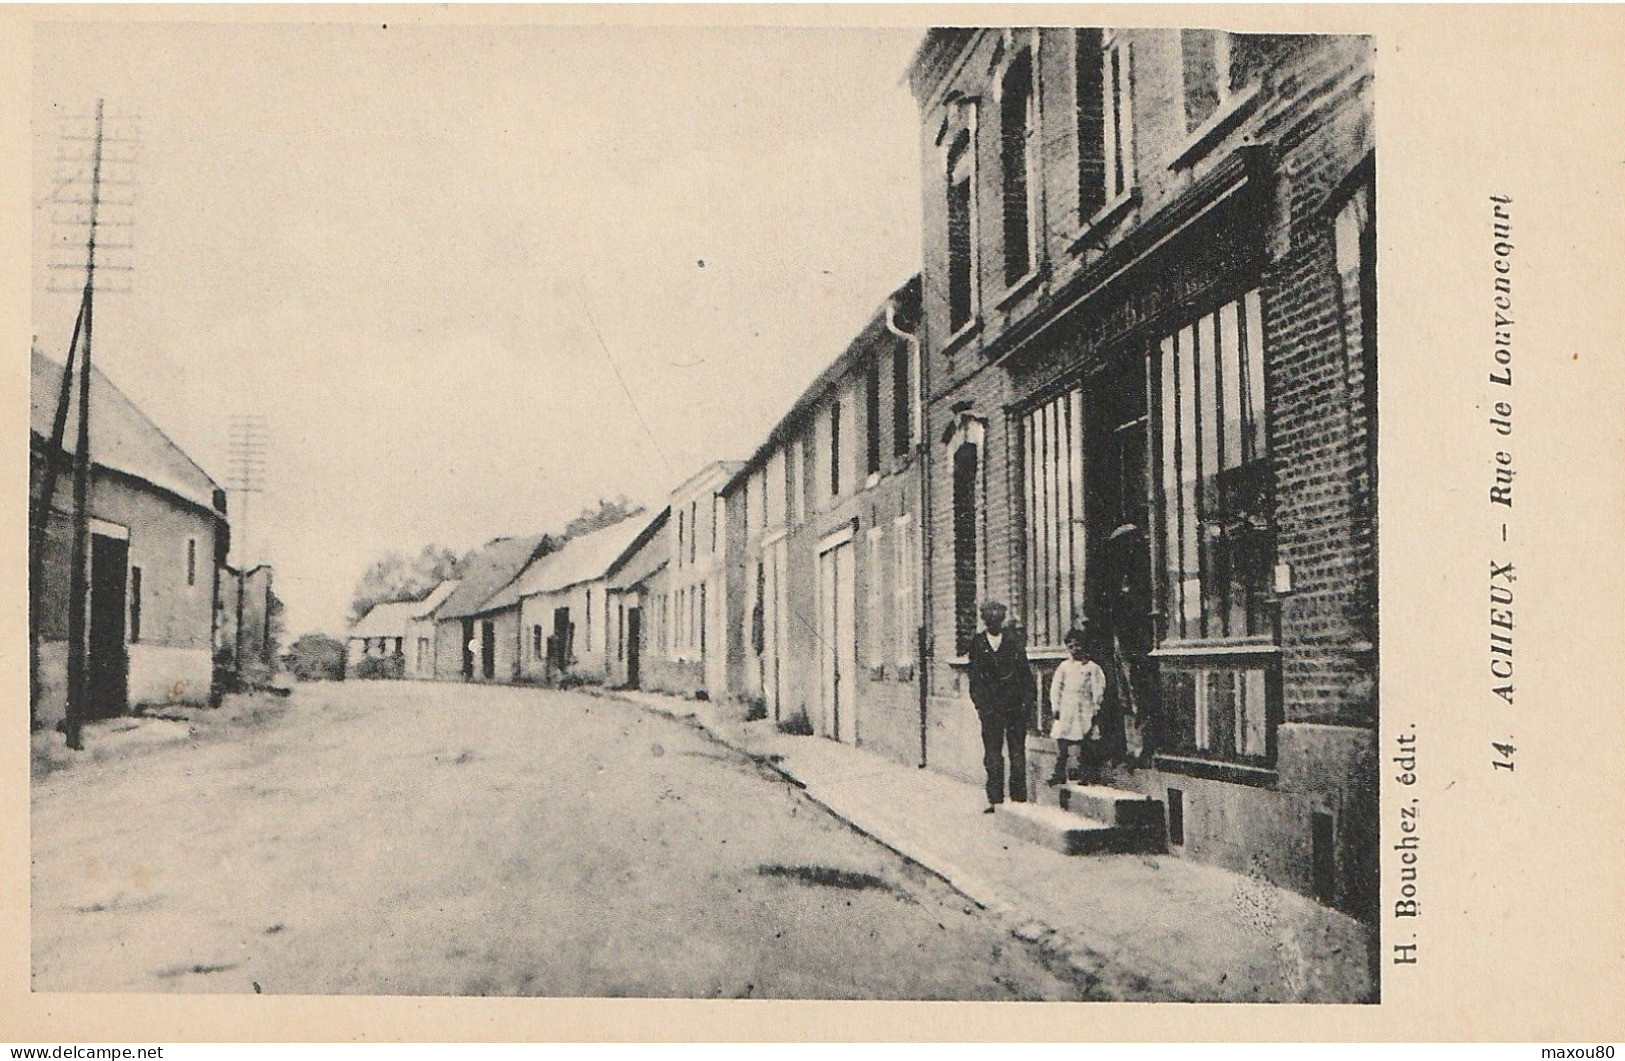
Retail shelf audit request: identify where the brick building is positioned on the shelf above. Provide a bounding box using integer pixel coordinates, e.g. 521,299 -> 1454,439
721,278 -> 925,765
908,28 -> 1376,918
30,348 -> 230,727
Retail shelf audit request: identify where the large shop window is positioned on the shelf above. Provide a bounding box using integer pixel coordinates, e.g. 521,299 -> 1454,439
1021,388 -> 1087,648
1156,290 -> 1273,644
1154,291 -> 1277,768
1161,664 -> 1274,765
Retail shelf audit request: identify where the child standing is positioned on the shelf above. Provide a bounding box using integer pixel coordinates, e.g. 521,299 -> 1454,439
1047,627 -> 1106,786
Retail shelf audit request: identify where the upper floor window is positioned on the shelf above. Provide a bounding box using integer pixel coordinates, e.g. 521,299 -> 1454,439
865,357 -> 882,477
765,450 -> 787,530
946,129 -> 977,333
676,509 -> 685,567
1076,30 -> 1135,225
745,468 -> 766,535
1180,29 -> 1237,133
789,438 -> 805,525
892,343 -> 911,458
999,47 -> 1038,286
689,500 -> 699,564
1103,32 -> 1134,202
829,397 -> 843,496
129,566 -> 142,643
186,538 -> 196,586
710,492 -> 720,552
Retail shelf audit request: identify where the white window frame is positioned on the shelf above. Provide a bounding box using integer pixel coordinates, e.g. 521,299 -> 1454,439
1101,30 -> 1135,204
892,512 -> 917,669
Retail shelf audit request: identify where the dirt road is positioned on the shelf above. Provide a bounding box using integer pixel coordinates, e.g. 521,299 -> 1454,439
32,681 -> 1088,999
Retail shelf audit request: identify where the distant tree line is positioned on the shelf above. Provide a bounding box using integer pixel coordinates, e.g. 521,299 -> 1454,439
344,495 -> 643,625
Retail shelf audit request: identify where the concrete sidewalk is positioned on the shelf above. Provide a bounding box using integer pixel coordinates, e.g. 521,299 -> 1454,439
609,687 -> 1377,1003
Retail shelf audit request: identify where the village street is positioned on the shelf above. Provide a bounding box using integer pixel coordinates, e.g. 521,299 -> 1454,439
31,681 -> 1091,1000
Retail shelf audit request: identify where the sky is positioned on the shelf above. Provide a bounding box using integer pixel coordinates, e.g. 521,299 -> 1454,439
31,20 -> 924,638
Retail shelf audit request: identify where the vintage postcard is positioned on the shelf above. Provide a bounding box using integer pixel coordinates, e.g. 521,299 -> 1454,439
2,3 -> 1621,1043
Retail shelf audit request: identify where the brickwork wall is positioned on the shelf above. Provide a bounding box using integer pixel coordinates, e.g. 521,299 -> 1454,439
913,29 -> 1377,915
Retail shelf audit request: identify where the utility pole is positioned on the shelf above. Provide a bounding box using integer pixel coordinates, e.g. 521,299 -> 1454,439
62,100 -> 105,751
35,101 -> 137,748
228,414 -> 268,688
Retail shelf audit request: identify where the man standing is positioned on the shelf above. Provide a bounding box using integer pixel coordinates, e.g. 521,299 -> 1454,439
967,600 -> 1036,812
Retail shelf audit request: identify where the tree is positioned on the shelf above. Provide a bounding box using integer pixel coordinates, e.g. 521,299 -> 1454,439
348,543 -> 463,624
564,496 -> 641,540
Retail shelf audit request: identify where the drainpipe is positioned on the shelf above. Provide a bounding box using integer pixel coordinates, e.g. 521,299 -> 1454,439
884,295 -> 929,769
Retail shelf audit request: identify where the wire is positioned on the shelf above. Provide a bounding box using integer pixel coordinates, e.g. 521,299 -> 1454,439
570,282 -> 675,480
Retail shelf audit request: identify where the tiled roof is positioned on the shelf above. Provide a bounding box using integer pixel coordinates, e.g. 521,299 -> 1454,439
435,534 -> 552,619
408,579 -> 461,619
31,348 -> 222,512
485,510 -> 663,610
607,518 -> 670,592
348,600 -> 419,639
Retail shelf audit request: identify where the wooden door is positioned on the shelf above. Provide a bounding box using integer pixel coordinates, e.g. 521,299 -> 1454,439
626,607 -> 641,689
817,541 -> 856,742
87,534 -> 128,720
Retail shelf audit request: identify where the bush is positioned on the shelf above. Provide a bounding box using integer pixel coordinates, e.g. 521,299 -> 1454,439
285,633 -> 347,682
742,696 -> 768,722
355,655 -> 402,680
555,669 -> 602,691
777,708 -> 813,736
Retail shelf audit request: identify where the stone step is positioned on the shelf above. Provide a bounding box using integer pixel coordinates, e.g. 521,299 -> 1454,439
993,802 -> 1128,856
1058,784 -> 1166,832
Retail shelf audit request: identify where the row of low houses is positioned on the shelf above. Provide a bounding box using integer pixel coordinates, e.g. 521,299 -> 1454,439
29,347 -> 274,730
349,473 -> 736,701
350,26 -> 1377,921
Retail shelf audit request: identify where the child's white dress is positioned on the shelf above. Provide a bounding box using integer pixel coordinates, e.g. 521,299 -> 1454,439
1049,658 -> 1106,742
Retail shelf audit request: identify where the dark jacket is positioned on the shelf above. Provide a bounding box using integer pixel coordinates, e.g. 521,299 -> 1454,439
967,627 -> 1037,718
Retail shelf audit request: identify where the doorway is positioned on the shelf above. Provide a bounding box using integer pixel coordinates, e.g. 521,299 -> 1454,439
626,606 -> 642,689
1085,354 -> 1155,758
817,538 -> 857,743
461,618 -> 475,680
480,620 -> 496,680
87,533 -> 128,720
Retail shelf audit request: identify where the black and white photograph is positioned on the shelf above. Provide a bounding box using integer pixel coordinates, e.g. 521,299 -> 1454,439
24,18 -> 1382,1006
1,11 -> 1604,1050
